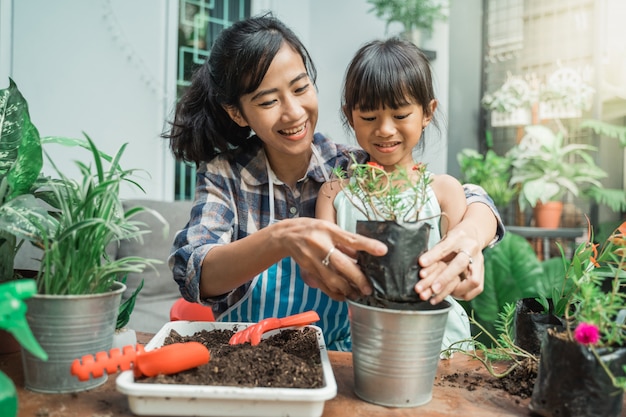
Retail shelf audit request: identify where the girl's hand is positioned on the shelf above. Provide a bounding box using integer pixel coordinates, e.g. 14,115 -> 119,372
415,227 -> 485,304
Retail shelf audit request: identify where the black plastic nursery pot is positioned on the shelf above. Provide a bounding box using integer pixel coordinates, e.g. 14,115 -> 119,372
514,298 -> 564,356
356,220 -> 431,304
529,329 -> 626,417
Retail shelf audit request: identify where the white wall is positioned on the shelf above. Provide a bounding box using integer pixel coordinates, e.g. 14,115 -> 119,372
1,0 -> 178,200
0,0 -> 451,203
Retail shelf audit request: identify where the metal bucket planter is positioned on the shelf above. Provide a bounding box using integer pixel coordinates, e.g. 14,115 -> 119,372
348,298 -> 451,407
21,281 -> 125,393
351,220 -> 450,407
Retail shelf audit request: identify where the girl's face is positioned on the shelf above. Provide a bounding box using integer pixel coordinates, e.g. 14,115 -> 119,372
349,100 -> 436,171
224,43 -> 318,159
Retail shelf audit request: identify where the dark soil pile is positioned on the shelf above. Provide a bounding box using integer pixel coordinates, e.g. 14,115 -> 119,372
137,327 -> 324,389
437,356 -> 538,399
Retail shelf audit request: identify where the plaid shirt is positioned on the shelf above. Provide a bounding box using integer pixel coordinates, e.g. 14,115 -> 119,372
169,133 -> 504,316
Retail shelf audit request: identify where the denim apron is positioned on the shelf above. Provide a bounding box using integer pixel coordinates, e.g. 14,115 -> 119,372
218,145 -> 351,351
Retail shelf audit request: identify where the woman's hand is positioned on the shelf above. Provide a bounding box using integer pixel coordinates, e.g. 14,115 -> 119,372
280,218 -> 387,301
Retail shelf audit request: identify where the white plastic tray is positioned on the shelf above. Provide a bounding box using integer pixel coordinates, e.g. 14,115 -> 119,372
116,321 -> 337,417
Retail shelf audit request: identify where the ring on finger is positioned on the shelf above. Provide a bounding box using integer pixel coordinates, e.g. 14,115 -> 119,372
322,246 -> 336,267
458,249 -> 474,265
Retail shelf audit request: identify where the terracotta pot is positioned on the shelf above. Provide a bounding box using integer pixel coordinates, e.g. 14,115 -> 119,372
533,201 -> 563,229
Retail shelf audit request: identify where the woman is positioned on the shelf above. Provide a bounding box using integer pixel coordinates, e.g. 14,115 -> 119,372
164,14 -> 502,350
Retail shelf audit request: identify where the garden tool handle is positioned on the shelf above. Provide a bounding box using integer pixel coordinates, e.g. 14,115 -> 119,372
135,342 -> 210,378
70,342 -> 210,380
229,310 -> 320,346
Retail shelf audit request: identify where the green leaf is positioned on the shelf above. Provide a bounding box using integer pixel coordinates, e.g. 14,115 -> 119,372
580,119 -> 626,147
0,194 -> 57,242
116,278 -> 144,329
0,79 -> 43,202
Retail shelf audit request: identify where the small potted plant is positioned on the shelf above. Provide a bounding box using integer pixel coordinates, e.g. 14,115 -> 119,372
481,74 -> 534,127
332,156 -> 452,408
18,135 -> 164,393
333,157 -> 437,304
0,79 -> 164,393
365,0 -> 447,46
447,220 -> 626,417
529,220 -> 626,417
538,67 -> 594,120
507,124 -> 608,228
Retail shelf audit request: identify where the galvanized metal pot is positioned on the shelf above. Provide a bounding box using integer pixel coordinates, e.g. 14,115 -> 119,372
21,281 -> 125,393
347,298 -> 451,407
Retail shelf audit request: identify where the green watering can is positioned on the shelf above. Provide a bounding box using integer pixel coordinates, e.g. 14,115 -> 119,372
0,280 -> 47,417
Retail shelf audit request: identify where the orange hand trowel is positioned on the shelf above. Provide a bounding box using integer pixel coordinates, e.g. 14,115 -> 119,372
70,342 -> 210,380
229,310 -> 320,346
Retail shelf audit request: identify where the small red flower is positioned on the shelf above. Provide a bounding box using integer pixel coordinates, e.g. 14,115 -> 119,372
367,161 -> 384,169
574,322 -> 600,345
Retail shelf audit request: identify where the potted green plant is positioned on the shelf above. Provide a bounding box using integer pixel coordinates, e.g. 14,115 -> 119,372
447,220 -> 626,417
332,157 -> 452,407
538,67 -> 594,120
0,78 -> 92,354
481,74 -> 534,127
529,220 -> 626,417
365,0 -> 448,46
334,158 -> 436,304
507,124 -> 608,228
19,134 -> 163,393
0,79 -> 163,393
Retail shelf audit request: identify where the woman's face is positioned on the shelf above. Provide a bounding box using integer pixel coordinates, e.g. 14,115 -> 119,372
225,43 -> 318,158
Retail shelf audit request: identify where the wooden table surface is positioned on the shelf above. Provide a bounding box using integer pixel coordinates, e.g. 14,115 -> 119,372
2,332 -> 622,417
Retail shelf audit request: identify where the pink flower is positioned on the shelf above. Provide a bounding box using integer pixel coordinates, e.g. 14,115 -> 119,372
574,322 -> 600,345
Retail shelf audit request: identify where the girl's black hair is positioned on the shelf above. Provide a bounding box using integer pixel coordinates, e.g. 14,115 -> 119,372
164,13 -> 317,165
341,38 -> 438,137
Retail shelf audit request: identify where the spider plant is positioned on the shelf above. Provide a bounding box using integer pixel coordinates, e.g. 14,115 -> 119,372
32,135 -> 162,295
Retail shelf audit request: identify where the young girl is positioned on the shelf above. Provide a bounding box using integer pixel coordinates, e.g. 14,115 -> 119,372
164,15 -> 501,351
316,38 -> 472,348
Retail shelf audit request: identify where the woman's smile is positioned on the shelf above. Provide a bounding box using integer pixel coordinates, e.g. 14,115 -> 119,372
279,121 -> 308,141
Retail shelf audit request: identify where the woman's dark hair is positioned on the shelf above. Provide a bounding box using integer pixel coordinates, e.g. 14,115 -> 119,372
164,14 -> 317,165
341,38 -> 438,145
